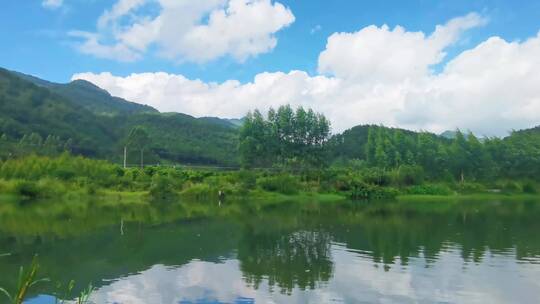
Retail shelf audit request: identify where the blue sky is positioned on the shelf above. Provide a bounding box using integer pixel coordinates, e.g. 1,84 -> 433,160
1,0 -> 540,135
1,0 -> 539,83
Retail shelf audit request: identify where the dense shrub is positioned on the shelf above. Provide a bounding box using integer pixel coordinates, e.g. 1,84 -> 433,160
332,174 -> 353,191
393,165 -> 425,186
184,170 -> 213,183
13,180 -> 40,199
181,183 -> 212,200
455,182 -> 486,194
501,181 -> 522,193
349,179 -> 398,200
236,170 -> 257,191
149,175 -> 177,200
0,180 -> 8,193
257,174 -> 300,195
0,154 -> 122,185
522,181 -> 537,194
405,184 -> 453,196
204,175 -> 229,189
361,168 -> 392,186
8,178 -> 67,199
35,178 -> 66,197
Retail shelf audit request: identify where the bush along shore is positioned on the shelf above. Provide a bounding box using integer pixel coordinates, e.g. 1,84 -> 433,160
0,154 -> 537,204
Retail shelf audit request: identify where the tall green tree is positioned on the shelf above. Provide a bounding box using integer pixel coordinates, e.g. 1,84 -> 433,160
365,127 -> 377,165
239,110 -> 273,168
239,105 -> 331,169
448,130 -> 470,182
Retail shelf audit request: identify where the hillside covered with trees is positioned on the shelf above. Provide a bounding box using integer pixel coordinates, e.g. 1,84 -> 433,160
0,68 -> 240,166
240,109 -> 540,184
1,67 -> 540,185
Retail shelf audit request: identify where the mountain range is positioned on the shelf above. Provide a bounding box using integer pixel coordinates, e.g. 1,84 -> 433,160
0,68 -> 239,165
0,67 -> 538,166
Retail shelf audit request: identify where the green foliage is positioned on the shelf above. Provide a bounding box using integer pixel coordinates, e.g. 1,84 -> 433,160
125,126 -> 150,150
501,181 -> 522,194
0,154 -> 122,186
0,256 -> 49,304
51,79 -> 157,116
454,182 -> 487,194
181,183 -> 212,200
75,283 -> 94,304
257,173 -> 301,195
392,165 -> 425,186
348,179 -> 398,200
13,181 -> 41,199
240,105 -> 331,169
236,170 -> 257,191
0,69 -> 115,157
489,127 -> 540,180
361,168 -> 392,186
330,125 -> 538,184
522,181 -> 538,194
0,68 -> 240,166
149,174 -> 177,200
405,184 -> 453,196
3,67 -> 540,182
118,113 -> 240,166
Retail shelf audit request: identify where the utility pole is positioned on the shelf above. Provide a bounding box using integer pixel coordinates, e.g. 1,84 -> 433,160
140,148 -> 144,169
123,146 -> 127,169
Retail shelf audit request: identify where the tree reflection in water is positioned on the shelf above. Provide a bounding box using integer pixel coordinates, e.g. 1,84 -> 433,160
1,198 -> 540,302
239,229 -> 333,295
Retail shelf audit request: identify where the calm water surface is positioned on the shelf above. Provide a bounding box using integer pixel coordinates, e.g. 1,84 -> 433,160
1,198 -> 540,303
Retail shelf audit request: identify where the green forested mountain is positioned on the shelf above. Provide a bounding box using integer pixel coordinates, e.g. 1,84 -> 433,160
13,70 -> 157,115
200,117 -> 244,128
111,112 -> 239,165
328,124 -> 540,181
239,106 -> 540,182
1,67 -> 539,174
329,125 -> 431,161
0,68 -> 239,165
0,68 -> 116,156
490,127 -> 540,179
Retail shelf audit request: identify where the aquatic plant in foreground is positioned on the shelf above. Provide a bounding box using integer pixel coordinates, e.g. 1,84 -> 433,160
0,256 -> 49,304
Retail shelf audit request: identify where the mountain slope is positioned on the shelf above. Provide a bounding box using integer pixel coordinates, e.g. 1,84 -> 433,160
5,67 -> 537,169
13,70 -> 157,115
329,125 -> 430,160
494,126 -> 540,178
115,113 -> 239,165
0,68 -> 239,165
0,68 -> 116,156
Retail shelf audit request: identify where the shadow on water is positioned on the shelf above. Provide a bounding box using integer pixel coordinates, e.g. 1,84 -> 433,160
1,196 -> 540,302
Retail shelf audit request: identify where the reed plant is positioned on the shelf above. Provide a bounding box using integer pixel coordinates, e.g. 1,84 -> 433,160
0,256 -> 49,304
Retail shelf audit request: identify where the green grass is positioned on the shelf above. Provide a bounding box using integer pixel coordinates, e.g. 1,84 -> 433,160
397,193 -> 540,202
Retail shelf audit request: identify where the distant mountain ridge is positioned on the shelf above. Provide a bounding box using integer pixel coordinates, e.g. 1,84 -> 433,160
1,67 -> 539,166
200,117 -> 244,128
0,68 -> 239,165
13,69 -> 244,128
0,68 -> 116,156
13,70 -> 158,115
440,130 -> 479,139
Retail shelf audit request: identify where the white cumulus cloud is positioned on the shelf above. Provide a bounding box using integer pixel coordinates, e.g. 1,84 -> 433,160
68,31 -> 142,62
317,13 -> 487,82
71,0 -> 295,63
73,14 -> 540,136
397,32 -> 540,136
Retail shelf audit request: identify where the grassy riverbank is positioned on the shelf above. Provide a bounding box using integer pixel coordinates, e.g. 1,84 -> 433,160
0,154 -> 538,205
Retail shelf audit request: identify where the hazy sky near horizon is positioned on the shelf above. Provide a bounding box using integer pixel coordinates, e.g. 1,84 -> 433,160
2,0 -> 540,136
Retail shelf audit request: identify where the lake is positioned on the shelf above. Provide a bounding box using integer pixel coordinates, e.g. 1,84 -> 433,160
1,197 -> 540,303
